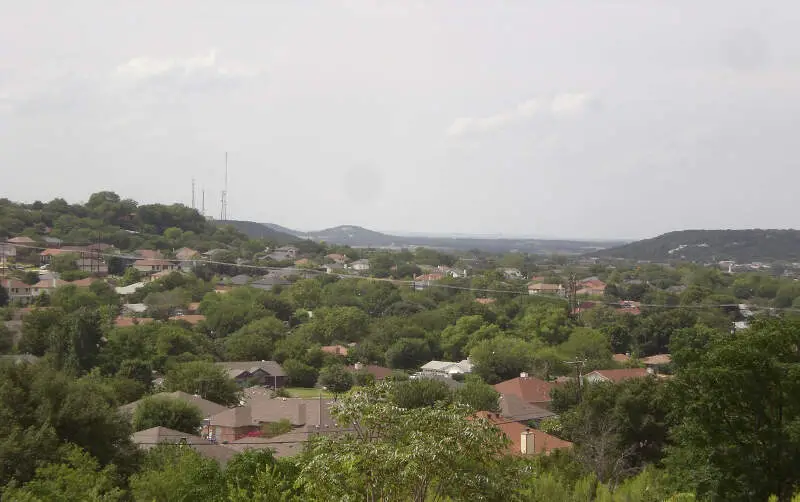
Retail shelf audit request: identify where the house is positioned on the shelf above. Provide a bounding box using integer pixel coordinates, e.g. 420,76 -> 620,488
0,354 -> 40,365
39,248 -> 74,264
132,427 -> 236,465
266,246 -> 299,262
175,247 -> 199,260
1,279 -> 33,304
321,345 -> 349,357
120,391 -> 228,421
618,301 -> 642,315
114,317 -> 156,328
42,236 -> 63,247
67,277 -> 99,288
494,373 -> 557,409
76,258 -> 109,275
206,391 -> 336,443
7,236 -> 36,246
420,359 -> 473,377
122,303 -> 148,316
325,253 -> 348,264
349,259 -> 370,272
216,361 -> 287,388
577,279 -> 606,296
501,268 -> 524,279
226,428 -> 312,458
476,411 -> 572,455
612,353 -> 631,364
346,362 -> 393,381
135,249 -> 163,260
437,265 -> 468,278
115,282 -> 145,297
413,273 -> 444,290
641,354 -> 671,374
528,283 -> 565,296
294,258 -> 312,267
498,393 -> 555,423
411,373 -> 465,389
251,276 -> 292,291
133,259 -> 177,274
584,368 -> 649,384
169,314 -> 206,326
31,277 -> 68,296
324,263 -> 346,274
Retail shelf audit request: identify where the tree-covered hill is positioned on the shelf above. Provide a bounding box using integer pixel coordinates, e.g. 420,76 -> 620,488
594,229 -> 800,263
0,192 -> 285,252
217,220 -> 298,244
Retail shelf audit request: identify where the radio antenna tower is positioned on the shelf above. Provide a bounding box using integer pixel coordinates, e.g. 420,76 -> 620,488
201,189 -> 205,216
219,152 -> 229,220
191,178 -> 196,209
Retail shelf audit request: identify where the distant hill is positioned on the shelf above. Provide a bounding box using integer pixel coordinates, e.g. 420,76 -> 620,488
262,222 -> 302,236
217,220 -> 298,244
233,224 -> 623,255
594,229 -> 800,263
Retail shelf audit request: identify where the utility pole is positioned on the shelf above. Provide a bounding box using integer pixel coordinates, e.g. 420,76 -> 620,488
566,272 -> 578,317
564,358 -> 587,402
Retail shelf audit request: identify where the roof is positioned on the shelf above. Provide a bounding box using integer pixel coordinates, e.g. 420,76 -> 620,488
321,345 -> 349,356
227,428 -> 310,457
68,277 -> 98,288
134,258 -> 174,267
115,282 -> 145,295
346,364 -> 393,380
475,297 -> 496,304
499,393 -> 555,422
123,303 -> 148,314
415,273 -> 444,282
527,283 -> 564,291
476,411 -> 572,455
120,391 -> 228,418
187,302 -> 201,312
216,361 -> 286,377
641,354 -> 671,365
8,236 -> 36,244
236,390 -> 337,428
612,353 -> 631,363
131,427 -> 236,464
494,376 -> 556,405
351,259 -> 370,265
32,278 -> 68,289
586,368 -> 649,383
168,314 -> 206,325
420,360 -> 473,373
135,249 -> 163,259
114,317 -> 155,328
40,248 -> 73,256
175,247 -> 199,260
1,279 -> 30,289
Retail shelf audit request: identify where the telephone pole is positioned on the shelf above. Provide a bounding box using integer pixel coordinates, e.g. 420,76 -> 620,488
564,358 -> 588,401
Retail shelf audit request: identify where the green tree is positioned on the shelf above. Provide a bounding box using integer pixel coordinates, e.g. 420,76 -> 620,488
282,359 -> 318,388
453,375 -> 500,412
131,395 -> 203,434
667,318 -> 800,502
390,377 -> 452,409
298,384 -> 518,501
164,361 -> 240,406
50,252 -> 80,273
130,445 -> 225,502
120,266 -> 142,286
385,338 -> 432,370
470,335 -> 539,384
0,284 -> 8,307
317,364 -> 354,396
21,271 -> 40,285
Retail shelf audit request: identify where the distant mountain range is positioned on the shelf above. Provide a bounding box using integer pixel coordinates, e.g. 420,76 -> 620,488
594,229 -> 800,263
219,221 -> 624,255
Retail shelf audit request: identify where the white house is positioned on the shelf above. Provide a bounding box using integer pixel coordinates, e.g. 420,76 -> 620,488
420,359 -> 473,377
349,259 -> 370,272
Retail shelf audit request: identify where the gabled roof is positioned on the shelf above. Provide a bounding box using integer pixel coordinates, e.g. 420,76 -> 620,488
8,236 -> 36,244
119,391 -> 228,418
168,314 -> 206,325
415,273 -> 444,282
135,249 -> 163,259
612,353 -> 631,363
499,393 -> 555,422
494,376 -> 555,405
641,354 -> 671,365
131,427 -> 236,464
321,345 -> 349,356
585,368 -> 648,383
346,364 -> 393,380
420,359 -> 473,373
115,282 -> 145,295
40,248 -> 73,256
238,389 -> 337,428
216,361 -> 286,377
527,283 -> 564,291
476,411 -> 572,455
134,258 -> 174,267
114,317 -> 155,328
226,428 -> 310,457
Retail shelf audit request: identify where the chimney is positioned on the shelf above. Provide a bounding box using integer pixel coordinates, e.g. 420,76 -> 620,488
520,372 -> 529,379
354,362 -> 363,370
297,402 -> 307,426
520,430 -> 535,455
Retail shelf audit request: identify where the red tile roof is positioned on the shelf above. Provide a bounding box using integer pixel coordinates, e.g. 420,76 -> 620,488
612,353 -> 631,363
68,277 -> 98,288
40,248 -> 72,256
641,354 -> 671,365
475,411 -> 572,455
168,314 -> 206,325
321,345 -> 349,356
475,298 -> 496,305
8,236 -> 36,244
494,376 -> 556,405
114,317 -> 155,328
586,368 -> 648,383
415,273 -> 444,282
346,364 -> 393,380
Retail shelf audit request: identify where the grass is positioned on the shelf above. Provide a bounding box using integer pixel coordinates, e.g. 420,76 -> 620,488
284,387 -> 334,398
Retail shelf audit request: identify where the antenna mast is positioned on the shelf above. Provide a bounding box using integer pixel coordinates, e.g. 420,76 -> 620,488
220,152 -> 229,220
191,178 -> 196,209
201,189 -> 205,217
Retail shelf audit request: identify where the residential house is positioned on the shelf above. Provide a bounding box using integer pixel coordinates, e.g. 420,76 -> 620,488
251,275 -> 292,291
0,354 -> 40,365
7,236 -> 36,247
135,249 -> 163,260
577,279 -> 607,296
346,362 -> 393,381
641,354 -> 671,374
618,300 -> 642,315
321,345 -> 349,357
498,393 -> 555,424
114,317 -> 156,328
115,282 -> 145,297
122,303 -> 148,316
206,391 -> 337,444
169,314 -> 206,326
1,279 -> 33,304
76,258 -> 108,275
413,273 -> 444,290
420,359 -> 473,377
612,353 -> 631,364
39,248 -> 74,264
476,411 -> 572,455
494,373 -> 557,409
501,268 -> 524,280
42,236 -> 63,247
216,361 -> 287,388
133,259 -> 177,275
325,253 -> 348,264
411,372 -> 465,389
266,246 -> 299,261
528,282 -> 565,296
175,247 -> 199,261
294,258 -> 312,267
226,428 -> 312,458
584,368 -> 649,384
349,259 -> 370,272
437,265 -> 468,278
324,263 -> 346,274
132,427 -> 236,465
31,277 -> 68,296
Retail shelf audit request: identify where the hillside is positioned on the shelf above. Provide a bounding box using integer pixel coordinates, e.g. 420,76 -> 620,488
217,220 -> 298,244
237,224 -> 624,255
594,229 -> 800,263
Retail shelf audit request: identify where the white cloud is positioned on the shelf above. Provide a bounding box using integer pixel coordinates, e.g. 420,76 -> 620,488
114,50 -> 259,89
446,92 -> 593,138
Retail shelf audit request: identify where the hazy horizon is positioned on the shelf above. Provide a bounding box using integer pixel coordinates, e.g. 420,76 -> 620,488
2,1 -> 799,239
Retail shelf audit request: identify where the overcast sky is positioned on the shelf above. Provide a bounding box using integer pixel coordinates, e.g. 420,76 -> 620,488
1,1 -> 798,240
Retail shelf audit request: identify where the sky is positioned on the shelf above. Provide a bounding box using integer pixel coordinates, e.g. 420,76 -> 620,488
1,1 -> 799,240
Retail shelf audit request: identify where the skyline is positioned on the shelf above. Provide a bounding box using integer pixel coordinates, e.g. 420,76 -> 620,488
2,1 -> 799,239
